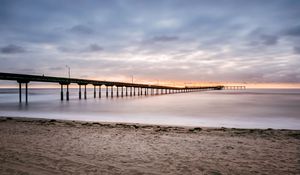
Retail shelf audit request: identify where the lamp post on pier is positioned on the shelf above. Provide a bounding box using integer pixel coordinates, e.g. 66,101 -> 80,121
65,65 -> 70,78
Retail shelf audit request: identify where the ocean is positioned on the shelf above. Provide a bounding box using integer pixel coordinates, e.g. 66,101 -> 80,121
0,88 -> 300,129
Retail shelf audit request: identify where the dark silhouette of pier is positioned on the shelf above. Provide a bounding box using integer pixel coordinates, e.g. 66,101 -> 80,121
0,72 -> 233,103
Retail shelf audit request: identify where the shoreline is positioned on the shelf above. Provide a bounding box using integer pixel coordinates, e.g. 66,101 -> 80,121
1,116 -> 300,174
1,116 -> 299,131
1,116 -> 300,138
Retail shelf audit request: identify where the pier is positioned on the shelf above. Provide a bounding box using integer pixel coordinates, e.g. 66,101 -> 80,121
223,86 -> 246,90
0,72 -> 228,103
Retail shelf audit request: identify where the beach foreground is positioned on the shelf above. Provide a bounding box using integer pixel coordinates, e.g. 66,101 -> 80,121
0,117 -> 299,175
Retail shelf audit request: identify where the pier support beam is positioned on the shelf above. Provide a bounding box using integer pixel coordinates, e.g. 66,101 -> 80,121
126,87 -> 128,96
111,86 -> 113,98
59,82 -> 70,101
121,87 -> 124,97
25,83 -> 28,103
17,80 -> 30,103
66,84 -> 69,101
106,86 -> 108,97
60,84 -> 64,101
84,85 -> 87,99
94,86 -> 96,98
99,86 -> 101,98
79,85 -> 82,99
130,87 -> 132,96
117,86 -> 119,97
19,83 -> 22,103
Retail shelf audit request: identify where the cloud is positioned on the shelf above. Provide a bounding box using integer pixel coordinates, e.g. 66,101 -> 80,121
294,46 -> 300,54
88,44 -> 103,52
57,44 -> 103,53
1,0 -> 300,84
57,46 -> 76,53
285,25 -> 300,37
152,36 -> 179,42
49,67 -> 63,71
69,25 -> 94,34
260,34 -> 278,45
247,28 -> 279,46
0,44 -> 26,54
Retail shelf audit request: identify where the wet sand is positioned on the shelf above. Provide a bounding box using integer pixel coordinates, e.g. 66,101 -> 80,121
0,117 -> 299,175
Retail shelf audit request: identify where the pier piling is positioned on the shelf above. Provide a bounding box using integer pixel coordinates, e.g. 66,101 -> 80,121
130,87 -> 132,96
121,87 -> 123,97
25,83 -> 28,103
19,83 -> 22,103
66,84 -> 69,101
79,85 -> 82,99
111,86 -> 113,98
84,85 -> 87,99
60,84 -> 63,101
117,86 -> 119,97
106,86 -> 108,98
99,86 -> 101,98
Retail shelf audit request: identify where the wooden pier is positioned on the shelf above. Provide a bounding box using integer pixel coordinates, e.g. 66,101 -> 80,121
0,72 -> 228,103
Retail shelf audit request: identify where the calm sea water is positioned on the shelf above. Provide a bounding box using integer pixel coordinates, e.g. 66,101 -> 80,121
0,88 -> 300,129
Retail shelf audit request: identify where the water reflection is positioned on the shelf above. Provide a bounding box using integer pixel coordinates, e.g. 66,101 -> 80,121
0,88 -> 300,129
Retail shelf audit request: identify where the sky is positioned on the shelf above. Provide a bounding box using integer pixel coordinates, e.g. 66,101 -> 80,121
0,0 -> 300,87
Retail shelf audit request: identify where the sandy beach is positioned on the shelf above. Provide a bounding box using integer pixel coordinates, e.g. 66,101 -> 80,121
0,117 -> 299,175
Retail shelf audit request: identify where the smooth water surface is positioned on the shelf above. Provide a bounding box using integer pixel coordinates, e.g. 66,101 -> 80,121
0,88 -> 300,129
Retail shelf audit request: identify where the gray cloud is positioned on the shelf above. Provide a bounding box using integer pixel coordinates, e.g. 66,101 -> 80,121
294,46 -> 300,54
0,0 -> 300,84
285,25 -> 300,37
152,36 -> 179,42
57,46 -> 76,53
260,35 -> 278,46
49,67 -> 64,71
88,44 -> 103,52
247,28 -> 279,47
1,44 -> 25,54
57,44 -> 103,53
69,25 -> 94,34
